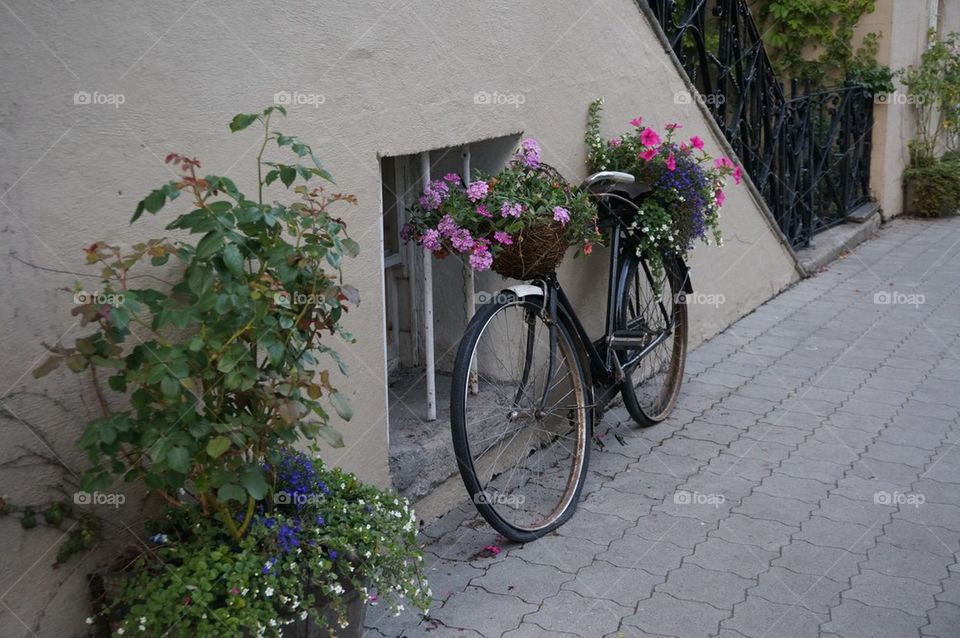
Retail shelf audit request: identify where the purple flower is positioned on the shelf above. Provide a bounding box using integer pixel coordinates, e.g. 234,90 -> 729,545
421,228 -> 442,251
315,515 -> 325,526
418,180 -> 450,211
493,231 -> 513,245
443,173 -> 461,183
437,214 -> 459,238
501,202 -> 522,218
329,549 -> 338,561
469,250 -> 494,271
400,223 -> 415,241
466,181 -> 489,202
476,204 -> 491,218
552,206 -> 570,225
518,138 -> 541,168
450,228 -> 474,252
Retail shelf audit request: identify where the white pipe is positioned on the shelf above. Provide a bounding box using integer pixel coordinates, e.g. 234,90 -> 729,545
462,145 -> 479,395
420,151 -> 437,422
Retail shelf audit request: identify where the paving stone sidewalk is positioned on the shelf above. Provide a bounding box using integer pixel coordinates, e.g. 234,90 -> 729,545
366,218 -> 960,638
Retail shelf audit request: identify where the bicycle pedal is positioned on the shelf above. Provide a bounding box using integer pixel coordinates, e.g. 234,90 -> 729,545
608,330 -> 653,349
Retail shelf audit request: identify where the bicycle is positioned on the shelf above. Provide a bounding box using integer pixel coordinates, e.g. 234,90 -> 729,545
450,171 -> 692,542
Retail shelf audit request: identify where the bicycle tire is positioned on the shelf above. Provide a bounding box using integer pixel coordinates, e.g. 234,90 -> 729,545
450,292 -> 592,543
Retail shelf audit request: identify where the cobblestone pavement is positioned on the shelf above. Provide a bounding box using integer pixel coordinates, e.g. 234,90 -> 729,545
365,218 -> 960,638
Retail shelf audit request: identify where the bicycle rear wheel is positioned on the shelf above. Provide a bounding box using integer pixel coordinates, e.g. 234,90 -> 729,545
450,292 -> 591,543
618,252 -> 688,426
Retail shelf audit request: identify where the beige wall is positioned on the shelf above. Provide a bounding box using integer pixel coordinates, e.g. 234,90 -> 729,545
0,1 -> 801,634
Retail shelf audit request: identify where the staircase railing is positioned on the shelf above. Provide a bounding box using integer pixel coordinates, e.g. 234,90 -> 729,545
644,0 -> 875,247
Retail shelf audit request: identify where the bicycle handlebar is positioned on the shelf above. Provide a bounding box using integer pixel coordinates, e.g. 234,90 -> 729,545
581,171 -> 636,188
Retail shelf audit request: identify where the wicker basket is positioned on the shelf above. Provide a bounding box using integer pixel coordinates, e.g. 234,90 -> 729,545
492,222 -> 569,280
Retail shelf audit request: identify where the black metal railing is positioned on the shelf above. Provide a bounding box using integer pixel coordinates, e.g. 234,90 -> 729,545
644,0 -> 875,247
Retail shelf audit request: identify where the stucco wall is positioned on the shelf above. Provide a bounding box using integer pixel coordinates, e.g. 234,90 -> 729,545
0,1 -> 800,634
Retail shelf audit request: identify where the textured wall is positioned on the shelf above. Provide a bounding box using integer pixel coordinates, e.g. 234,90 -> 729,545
0,1 -> 800,634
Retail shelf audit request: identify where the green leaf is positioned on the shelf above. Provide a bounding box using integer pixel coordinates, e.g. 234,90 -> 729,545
279,165 -> 296,188
240,466 -> 268,500
166,446 -> 192,474
32,355 -> 62,378
206,436 -> 231,459
160,375 -> 180,400
330,391 -> 353,421
217,483 -> 246,503
341,237 -> 360,257
316,425 -> 345,448
229,113 -> 259,132
222,243 -> 244,277
196,231 -> 223,260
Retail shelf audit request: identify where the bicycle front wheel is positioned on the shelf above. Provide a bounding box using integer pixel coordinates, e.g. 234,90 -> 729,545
618,252 -> 688,426
450,292 -> 591,543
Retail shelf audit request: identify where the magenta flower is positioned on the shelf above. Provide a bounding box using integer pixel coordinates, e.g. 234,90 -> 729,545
715,189 -> 726,207
419,179 -> 449,211
640,128 -> 661,147
552,206 -> 571,225
629,117 -> 643,128
609,138 -> 622,147
469,249 -> 494,271
665,122 -> 683,131
476,204 -> 492,218
437,214 -> 459,238
639,148 -> 657,162
518,138 -> 541,169
443,173 -> 461,183
451,228 -> 474,252
666,153 -> 676,171
466,180 -> 489,202
494,231 -> 514,245
421,229 -> 442,252
733,165 -> 743,185
714,157 -> 734,170
501,202 -> 522,218
690,135 -> 705,150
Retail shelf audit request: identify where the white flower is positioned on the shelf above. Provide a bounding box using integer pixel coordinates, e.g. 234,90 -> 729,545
300,611 -> 309,620
85,618 -> 94,625
117,630 -> 125,636
264,587 -> 275,597
269,619 -> 277,627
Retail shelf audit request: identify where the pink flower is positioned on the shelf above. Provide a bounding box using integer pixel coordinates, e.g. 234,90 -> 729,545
451,228 -> 474,252
640,128 -> 661,147
483,545 -> 502,556
714,157 -> 734,170
609,138 -> 622,147
629,117 -> 643,127
665,122 -> 683,131
494,231 -> 513,245
733,165 -> 743,185
476,204 -> 492,218
443,173 -> 461,183
690,135 -> 705,150
715,189 -> 726,207
552,206 -> 571,225
680,142 -> 689,153
469,247 -> 493,271
666,153 -> 676,171
421,229 -> 442,252
466,180 -> 489,202
639,148 -> 657,162
437,214 -> 458,238
501,202 -> 522,218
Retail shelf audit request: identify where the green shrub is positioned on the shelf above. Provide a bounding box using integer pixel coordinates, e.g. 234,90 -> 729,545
904,159 -> 960,217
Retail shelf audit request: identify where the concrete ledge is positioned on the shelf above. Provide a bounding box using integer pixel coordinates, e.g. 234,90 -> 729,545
796,212 -> 882,273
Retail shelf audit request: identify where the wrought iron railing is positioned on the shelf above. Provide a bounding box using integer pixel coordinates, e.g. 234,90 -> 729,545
643,0 -> 875,247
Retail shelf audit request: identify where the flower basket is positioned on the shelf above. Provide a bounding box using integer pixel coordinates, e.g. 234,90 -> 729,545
491,221 -> 568,280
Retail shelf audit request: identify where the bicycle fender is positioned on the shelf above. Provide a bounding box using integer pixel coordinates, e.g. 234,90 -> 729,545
500,283 -> 546,299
